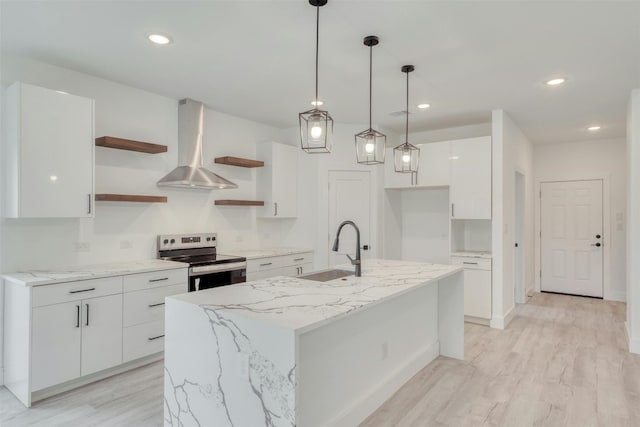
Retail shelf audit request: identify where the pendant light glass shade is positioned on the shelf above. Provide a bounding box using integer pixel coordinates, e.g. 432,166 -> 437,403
300,0 -> 333,153
355,35 -> 385,165
394,65 -> 420,173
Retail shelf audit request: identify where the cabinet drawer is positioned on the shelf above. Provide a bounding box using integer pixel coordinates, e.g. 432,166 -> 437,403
282,252 -> 313,267
246,257 -> 283,273
32,276 -> 123,307
123,284 -> 186,327
123,320 -> 165,363
123,268 -> 187,293
450,257 -> 491,271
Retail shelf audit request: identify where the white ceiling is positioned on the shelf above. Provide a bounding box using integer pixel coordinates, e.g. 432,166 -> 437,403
1,1 -> 639,144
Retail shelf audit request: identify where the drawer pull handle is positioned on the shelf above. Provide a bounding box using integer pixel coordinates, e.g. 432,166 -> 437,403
85,304 -> 90,326
148,302 -> 165,308
260,262 -> 273,267
294,258 -> 304,261
463,262 -> 479,265
148,335 -> 165,341
75,305 -> 80,328
69,287 -> 96,294
149,277 -> 169,283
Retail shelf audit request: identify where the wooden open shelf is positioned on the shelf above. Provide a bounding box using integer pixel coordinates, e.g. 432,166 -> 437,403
214,200 -> 265,207
96,136 -> 167,154
95,194 -> 168,203
214,156 -> 264,168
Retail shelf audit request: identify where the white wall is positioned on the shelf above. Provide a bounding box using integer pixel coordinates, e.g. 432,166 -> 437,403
534,138 -> 627,301
0,55 -> 293,384
399,188 -> 450,263
491,110 -> 535,329
409,123 -> 492,144
627,89 -> 640,353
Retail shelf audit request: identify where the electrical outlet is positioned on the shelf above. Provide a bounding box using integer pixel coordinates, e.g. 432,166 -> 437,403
381,342 -> 388,360
75,242 -> 90,252
120,240 -> 133,249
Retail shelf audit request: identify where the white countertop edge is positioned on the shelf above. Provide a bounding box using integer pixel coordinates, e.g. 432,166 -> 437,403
2,260 -> 189,287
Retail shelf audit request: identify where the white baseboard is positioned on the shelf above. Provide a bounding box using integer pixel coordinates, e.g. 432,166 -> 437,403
606,290 -> 626,302
490,305 -> 516,330
464,315 -> 490,326
328,341 -> 440,427
626,322 -> 640,354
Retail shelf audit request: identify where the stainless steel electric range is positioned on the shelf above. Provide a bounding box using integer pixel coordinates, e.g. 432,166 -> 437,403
157,233 -> 246,292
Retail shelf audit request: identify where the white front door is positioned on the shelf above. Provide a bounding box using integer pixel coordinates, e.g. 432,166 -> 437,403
541,180 -> 603,297
328,171 -> 371,268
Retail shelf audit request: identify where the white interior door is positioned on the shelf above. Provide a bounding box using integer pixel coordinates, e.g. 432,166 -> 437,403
541,180 -> 603,297
328,171 -> 371,268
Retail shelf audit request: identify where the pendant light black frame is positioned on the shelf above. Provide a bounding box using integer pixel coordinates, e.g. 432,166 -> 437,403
299,0 -> 333,154
393,65 -> 420,173
355,35 -> 386,165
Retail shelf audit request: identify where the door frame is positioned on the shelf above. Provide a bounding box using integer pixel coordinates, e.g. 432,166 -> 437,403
535,175 -> 612,300
514,171 -> 526,304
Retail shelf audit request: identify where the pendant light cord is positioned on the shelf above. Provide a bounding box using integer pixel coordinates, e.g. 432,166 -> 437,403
369,44 -> 373,129
405,69 -> 409,144
315,4 -> 319,105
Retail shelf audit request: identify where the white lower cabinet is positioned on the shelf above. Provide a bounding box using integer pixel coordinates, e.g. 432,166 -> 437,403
3,266 -> 188,406
245,251 -> 314,281
80,293 -> 123,376
451,256 -> 492,321
31,302 -> 82,391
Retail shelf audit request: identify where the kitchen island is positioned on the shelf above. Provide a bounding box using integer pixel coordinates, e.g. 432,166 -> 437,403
164,259 -> 463,427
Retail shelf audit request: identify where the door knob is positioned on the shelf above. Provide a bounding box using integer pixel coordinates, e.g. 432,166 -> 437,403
595,234 -> 601,239
591,242 -> 601,247
362,245 -> 369,250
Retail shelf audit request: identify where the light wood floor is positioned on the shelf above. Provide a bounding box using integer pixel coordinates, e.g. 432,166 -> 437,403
1,293 -> 638,427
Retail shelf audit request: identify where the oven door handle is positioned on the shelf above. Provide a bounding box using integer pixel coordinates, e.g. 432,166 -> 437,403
190,262 -> 247,276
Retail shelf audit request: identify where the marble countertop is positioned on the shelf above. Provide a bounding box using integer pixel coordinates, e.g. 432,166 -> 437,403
2,259 -> 189,287
168,258 -> 462,334
231,247 -> 313,260
451,251 -> 492,259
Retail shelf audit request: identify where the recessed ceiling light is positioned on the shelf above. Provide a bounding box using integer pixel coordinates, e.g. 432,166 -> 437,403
417,103 -> 431,109
546,77 -> 566,86
148,34 -> 172,45
311,100 -> 324,106
587,125 -> 601,131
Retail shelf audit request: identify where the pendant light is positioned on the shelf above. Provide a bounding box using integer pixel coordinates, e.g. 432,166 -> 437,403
393,65 -> 420,173
299,0 -> 333,153
355,35 -> 386,165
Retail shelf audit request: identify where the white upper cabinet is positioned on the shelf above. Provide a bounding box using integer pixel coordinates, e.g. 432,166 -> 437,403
4,82 -> 95,218
384,141 -> 450,188
449,136 -> 492,219
257,142 -> 297,218
416,141 -> 450,187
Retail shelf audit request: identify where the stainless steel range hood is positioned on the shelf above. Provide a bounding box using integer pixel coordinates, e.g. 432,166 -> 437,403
157,98 -> 237,190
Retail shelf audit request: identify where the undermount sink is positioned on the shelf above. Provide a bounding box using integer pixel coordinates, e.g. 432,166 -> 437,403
298,269 -> 354,282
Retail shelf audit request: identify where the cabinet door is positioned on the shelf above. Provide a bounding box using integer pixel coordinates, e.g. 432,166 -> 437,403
450,137 -> 491,219
32,302 -> 81,391
415,141 -> 450,187
463,269 -> 492,319
298,263 -> 314,275
81,294 -> 123,376
384,148 -> 412,188
271,142 -> 297,218
17,83 -> 94,218
281,265 -> 301,277
246,268 -> 283,282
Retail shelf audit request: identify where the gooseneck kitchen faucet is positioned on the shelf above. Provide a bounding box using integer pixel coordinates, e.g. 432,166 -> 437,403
332,220 -> 362,277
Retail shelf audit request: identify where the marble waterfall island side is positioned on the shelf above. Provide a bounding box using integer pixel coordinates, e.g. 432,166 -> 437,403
164,259 -> 464,427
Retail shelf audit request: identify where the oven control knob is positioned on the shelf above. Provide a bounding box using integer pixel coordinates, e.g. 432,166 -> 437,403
163,239 -> 169,245
170,239 -> 175,244
206,237 -> 211,241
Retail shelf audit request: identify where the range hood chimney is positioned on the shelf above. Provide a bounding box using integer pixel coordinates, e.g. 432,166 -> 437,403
157,98 -> 237,190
